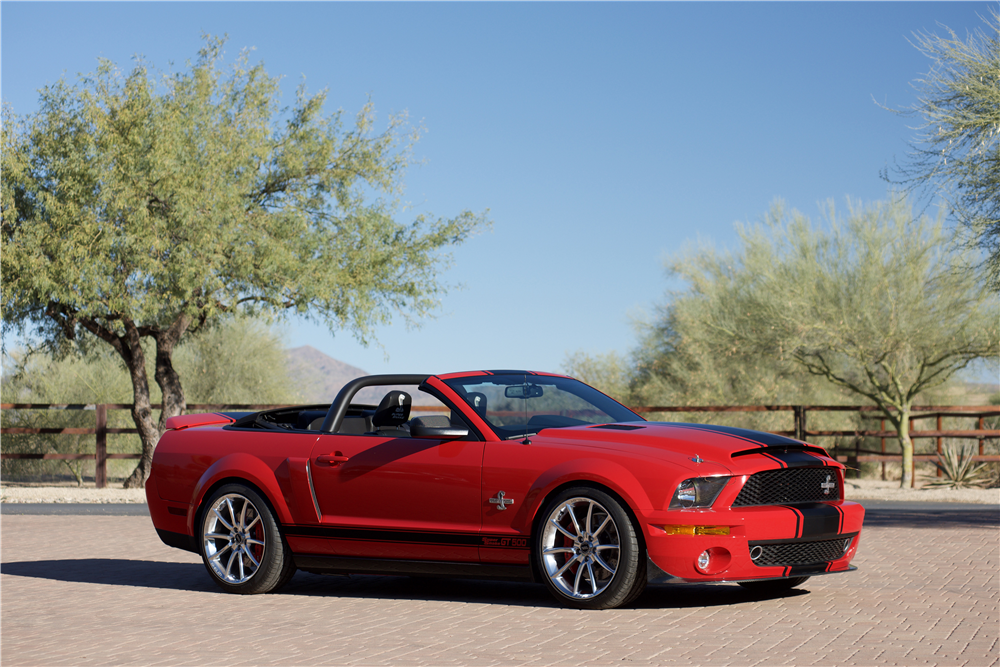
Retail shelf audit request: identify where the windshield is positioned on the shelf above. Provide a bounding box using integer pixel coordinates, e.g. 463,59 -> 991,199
441,373 -> 642,440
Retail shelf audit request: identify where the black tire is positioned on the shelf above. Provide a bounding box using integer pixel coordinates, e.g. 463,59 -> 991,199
199,483 -> 296,594
535,486 -> 646,610
738,576 -> 809,593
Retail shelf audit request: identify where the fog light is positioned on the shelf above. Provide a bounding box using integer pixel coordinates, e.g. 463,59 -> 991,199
694,547 -> 732,574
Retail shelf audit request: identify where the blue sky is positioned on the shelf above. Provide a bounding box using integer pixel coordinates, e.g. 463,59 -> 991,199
2,2 -> 993,376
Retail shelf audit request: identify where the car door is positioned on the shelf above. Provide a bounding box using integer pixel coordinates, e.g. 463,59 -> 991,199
479,439 -> 540,565
304,431 -> 485,562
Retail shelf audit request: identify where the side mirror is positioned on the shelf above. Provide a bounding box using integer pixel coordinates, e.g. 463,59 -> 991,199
410,423 -> 469,440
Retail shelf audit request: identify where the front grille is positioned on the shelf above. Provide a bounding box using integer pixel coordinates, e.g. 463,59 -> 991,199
749,536 -> 853,567
732,467 -> 840,506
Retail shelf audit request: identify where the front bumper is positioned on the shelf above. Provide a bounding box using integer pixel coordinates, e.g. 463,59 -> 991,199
641,500 -> 865,583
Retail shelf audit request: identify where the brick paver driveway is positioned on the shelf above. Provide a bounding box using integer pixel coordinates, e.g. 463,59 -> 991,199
1,507 -> 997,666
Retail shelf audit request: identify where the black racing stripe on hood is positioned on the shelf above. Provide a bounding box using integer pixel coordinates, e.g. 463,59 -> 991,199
765,449 -> 832,469
663,422 -> 803,447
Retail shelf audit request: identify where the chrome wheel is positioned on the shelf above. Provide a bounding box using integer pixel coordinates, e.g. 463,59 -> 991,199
203,493 -> 266,584
540,496 -> 621,600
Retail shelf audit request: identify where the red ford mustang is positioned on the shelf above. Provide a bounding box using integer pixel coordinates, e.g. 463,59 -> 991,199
146,371 -> 864,609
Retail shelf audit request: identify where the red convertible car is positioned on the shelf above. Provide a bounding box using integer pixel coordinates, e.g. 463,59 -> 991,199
146,371 -> 864,609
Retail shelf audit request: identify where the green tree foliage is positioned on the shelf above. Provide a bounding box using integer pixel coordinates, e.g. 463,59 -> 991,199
884,10 -> 1000,289
173,319 -> 297,405
1,38 -> 489,487
637,197 -> 998,487
562,350 -> 633,403
1,319 -> 297,483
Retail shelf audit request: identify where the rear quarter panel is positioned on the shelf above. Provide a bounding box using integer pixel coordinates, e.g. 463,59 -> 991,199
150,426 -> 319,536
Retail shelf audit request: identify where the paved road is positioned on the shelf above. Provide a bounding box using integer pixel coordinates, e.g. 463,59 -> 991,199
4,499 -> 998,515
1,507 -> 997,666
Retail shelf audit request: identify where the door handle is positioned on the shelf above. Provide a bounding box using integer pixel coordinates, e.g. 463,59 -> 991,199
317,454 -> 350,466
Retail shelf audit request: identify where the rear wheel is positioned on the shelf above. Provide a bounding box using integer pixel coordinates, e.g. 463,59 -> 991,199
738,576 -> 809,593
199,484 -> 295,594
535,487 -> 645,609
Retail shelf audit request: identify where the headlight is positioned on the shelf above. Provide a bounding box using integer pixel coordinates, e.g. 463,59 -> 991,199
669,476 -> 730,509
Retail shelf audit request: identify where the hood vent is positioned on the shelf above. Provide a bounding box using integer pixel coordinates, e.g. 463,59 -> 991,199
591,424 -> 645,431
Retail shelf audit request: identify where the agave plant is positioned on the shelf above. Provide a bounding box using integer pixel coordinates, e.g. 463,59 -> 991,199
924,444 -> 992,489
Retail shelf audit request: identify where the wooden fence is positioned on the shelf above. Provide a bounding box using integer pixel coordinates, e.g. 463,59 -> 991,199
2,402 -> 998,488
634,405 -> 1000,487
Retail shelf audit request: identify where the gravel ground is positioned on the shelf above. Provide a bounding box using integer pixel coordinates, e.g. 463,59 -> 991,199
2,478 -> 997,504
843,478 -> 999,504
1,485 -> 147,504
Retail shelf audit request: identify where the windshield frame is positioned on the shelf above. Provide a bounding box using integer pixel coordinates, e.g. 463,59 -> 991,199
441,372 -> 643,440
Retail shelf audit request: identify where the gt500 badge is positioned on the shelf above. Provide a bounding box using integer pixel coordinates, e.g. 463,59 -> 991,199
482,536 -> 528,548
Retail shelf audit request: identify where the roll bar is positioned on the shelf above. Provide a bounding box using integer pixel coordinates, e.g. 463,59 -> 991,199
319,374 -> 432,434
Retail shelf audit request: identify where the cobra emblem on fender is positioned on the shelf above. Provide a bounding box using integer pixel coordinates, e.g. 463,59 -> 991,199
489,491 -> 514,510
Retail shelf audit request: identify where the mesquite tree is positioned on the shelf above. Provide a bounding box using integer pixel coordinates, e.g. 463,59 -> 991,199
1,38 -> 489,487
638,197 -> 998,487
883,9 -> 1000,289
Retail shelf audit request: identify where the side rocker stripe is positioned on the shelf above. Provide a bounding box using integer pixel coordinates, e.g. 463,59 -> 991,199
283,524 -> 530,550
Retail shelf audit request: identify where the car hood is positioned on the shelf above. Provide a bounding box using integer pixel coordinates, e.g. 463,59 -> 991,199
531,421 -> 835,476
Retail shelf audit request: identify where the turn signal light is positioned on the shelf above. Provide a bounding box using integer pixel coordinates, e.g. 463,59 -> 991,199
661,525 -> 730,536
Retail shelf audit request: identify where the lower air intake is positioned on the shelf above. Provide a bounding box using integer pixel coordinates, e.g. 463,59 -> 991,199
749,536 -> 852,567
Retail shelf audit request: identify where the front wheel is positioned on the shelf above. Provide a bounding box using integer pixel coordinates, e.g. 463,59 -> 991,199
199,483 -> 295,594
535,487 -> 646,609
738,576 -> 809,593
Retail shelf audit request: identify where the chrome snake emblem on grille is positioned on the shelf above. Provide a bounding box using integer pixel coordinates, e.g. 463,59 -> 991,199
821,474 -> 835,495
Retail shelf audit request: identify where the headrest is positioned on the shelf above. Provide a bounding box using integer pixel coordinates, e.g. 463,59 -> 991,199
467,392 -> 488,417
372,390 -> 411,427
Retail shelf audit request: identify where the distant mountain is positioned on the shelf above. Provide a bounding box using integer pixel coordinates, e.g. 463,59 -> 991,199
285,345 -> 367,403
284,346 -> 438,406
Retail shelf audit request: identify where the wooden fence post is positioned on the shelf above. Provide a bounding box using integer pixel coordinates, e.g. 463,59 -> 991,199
979,416 -> 986,456
793,406 -> 805,441
936,415 -> 943,478
95,404 -> 107,489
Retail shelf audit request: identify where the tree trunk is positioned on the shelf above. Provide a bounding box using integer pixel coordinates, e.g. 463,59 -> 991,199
897,408 -> 914,489
120,324 -> 162,489
123,314 -> 192,488
152,317 -> 190,436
